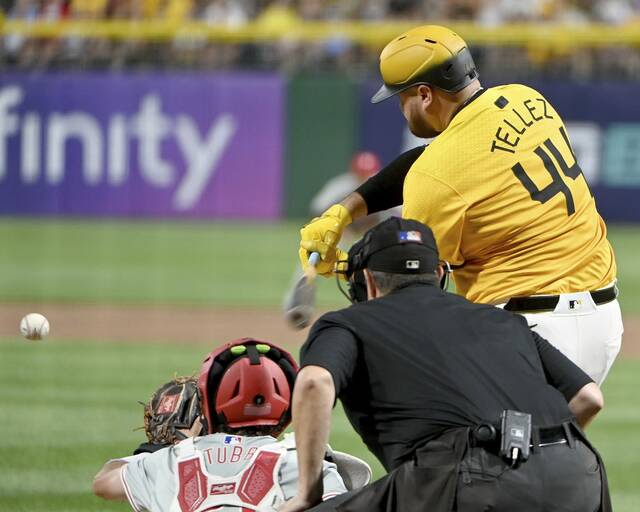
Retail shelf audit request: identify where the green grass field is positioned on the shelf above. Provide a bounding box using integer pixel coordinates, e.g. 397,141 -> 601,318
2,218 -> 640,311
1,218 -> 639,511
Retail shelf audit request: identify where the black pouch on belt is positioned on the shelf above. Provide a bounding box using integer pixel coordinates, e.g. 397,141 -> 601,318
499,410 -> 532,467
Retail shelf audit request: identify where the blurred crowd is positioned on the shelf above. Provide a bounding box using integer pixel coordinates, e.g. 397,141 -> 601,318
1,0 -> 640,81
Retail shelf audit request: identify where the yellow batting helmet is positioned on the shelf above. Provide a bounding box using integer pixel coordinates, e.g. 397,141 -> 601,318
371,25 -> 478,104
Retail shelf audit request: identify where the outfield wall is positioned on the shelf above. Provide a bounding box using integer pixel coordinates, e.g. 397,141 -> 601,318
0,73 -> 638,220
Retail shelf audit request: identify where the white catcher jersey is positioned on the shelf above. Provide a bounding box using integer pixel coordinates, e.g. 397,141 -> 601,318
121,433 -> 347,512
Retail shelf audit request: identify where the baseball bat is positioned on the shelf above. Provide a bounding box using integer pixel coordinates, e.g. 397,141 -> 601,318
283,252 -> 320,330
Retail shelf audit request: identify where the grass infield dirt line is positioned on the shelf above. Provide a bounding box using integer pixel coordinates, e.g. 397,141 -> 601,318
1,302 -> 638,358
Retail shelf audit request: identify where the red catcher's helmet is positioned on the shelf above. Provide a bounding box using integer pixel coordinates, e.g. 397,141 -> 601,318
197,338 -> 298,434
350,151 -> 382,181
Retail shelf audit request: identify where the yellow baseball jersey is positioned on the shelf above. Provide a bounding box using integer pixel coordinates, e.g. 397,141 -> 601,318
402,84 -> 616,304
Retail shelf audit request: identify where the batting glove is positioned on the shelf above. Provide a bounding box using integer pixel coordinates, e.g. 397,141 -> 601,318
299,204 -> 352,277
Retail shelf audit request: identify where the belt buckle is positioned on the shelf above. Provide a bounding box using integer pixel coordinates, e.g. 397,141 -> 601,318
536,424 -> 571,448
537,438 -> 567,448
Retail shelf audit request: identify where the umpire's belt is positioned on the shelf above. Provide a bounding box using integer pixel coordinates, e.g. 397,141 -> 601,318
471,424 -> 572,452
504,284 -> 617,313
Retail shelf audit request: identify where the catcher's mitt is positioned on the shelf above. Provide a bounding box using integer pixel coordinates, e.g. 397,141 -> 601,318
143,376 -> 203,445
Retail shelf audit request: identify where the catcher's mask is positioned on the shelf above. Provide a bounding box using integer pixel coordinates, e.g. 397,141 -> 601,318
336,217 -> 452,303
198,338 -> 298,434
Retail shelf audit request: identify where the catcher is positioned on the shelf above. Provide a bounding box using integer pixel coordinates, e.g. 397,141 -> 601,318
93,338 -> 369,512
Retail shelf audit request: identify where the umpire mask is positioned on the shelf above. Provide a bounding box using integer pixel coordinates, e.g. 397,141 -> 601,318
337,238 -> 368,304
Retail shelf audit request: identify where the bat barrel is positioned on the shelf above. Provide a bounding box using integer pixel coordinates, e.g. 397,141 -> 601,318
283,251 -> 321,330
284,305 -> 314,330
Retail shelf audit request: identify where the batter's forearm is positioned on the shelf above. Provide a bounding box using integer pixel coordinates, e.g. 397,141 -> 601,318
354,145 -> 425,214
291,366 -> 336,503
340,192 -> 368,220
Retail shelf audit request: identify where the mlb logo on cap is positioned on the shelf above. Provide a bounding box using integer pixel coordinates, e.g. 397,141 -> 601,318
399,231 -> 422,243
358,217 -> 440,275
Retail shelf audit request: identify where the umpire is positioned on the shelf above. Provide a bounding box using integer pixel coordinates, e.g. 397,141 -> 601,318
280,217 -> 610,512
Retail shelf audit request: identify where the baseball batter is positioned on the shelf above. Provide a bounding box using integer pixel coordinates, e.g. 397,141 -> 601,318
299,25 -> 623,385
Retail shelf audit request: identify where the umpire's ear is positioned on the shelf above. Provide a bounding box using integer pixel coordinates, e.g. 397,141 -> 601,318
363,269 -> 380,300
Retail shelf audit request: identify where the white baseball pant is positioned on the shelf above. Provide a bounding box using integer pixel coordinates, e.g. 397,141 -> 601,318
499,286 -> 623,385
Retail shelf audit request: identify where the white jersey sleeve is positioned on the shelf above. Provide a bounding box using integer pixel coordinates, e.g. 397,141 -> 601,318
121,448 -> 163,511
278,450 -> 348,501
122,446 -> 180,512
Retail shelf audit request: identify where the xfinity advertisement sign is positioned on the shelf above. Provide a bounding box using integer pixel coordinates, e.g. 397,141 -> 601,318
0,73 -> 284,218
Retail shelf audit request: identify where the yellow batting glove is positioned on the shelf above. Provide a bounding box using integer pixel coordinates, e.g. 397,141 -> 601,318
298,245 -> 349,278
299,204 -> 352,277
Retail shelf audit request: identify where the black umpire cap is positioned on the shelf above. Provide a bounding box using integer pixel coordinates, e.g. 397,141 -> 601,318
349,217 -> 440,275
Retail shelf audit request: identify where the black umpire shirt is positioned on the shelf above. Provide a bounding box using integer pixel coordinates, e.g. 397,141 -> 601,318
300,283 -> 593,471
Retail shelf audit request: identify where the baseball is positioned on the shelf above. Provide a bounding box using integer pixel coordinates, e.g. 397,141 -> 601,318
20,313 -> 50,341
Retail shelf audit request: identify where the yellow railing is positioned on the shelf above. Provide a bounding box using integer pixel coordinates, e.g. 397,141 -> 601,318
1,19 -> 640,48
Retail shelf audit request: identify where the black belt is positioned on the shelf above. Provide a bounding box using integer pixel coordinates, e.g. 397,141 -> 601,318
504,285 -> 617,313
536,425 -> 570,447
471,424 -> 571,451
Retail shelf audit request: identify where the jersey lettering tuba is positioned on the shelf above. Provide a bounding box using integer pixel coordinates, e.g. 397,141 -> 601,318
170,438 -> 287,512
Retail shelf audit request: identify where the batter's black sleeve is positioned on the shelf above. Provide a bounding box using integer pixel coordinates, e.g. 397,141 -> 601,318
532,331 -> 593,401
300,321 -> 358,397
355,145 -> 425,214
